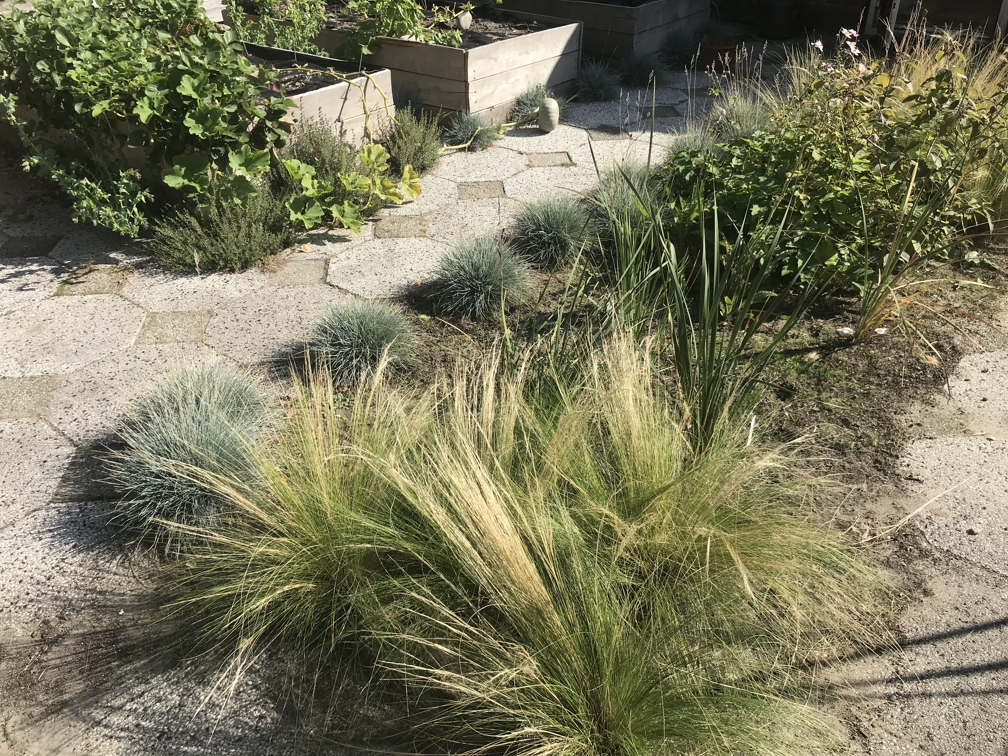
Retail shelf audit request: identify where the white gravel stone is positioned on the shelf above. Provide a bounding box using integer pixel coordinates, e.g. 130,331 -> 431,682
326,238 -> 449,299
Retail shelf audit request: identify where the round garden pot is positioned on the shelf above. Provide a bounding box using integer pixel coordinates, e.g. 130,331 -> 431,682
698,35 -> 744,70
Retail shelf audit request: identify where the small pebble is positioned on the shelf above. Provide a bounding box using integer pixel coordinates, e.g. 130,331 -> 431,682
966,527 -> 980,536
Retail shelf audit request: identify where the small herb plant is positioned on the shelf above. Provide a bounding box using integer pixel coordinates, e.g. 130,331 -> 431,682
0,0 -> 294,235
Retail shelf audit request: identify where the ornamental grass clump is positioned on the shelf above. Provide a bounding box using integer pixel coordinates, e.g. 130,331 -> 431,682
109,363 -> 269,544
575,61 -> 620,102
434,235 -> 532,320
617,51 -> 668,87
164,336 -> 887,756
442,112 -> 501,151
508,83 -> 568,123
309,299 -> 413,387
508,197 -> 589,269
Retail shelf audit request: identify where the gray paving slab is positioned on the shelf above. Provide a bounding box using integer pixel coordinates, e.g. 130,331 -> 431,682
503,166 -> 600,201
432,147 -> 528,183
0,418 -> 75,529
374,215 -> 428,239
120,267 -> 269,312
0,375 -> 63,420
47,226 -> 146,267
524,152 -> 575,168
499,124 -> 590,154
267,257 -> 329,287
0,234 -> 63,260
427,198 -> 522,246
55,264 -> 132,296
458,180 -> 506,200
0,295 -> 145,378
134,310 -> 211,345
44,342 -> 220,445
205,284 -> 346,364
0,255 -> 65,316
326,238 -> 448,299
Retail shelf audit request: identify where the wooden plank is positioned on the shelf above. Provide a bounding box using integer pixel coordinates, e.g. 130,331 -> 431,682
367,38 -> 467,80
634,0 -> 709,31
467,50 -> 579,113
502,0 -> 640,33
631,9 -> 709,56
387,69 -> 468,112
580,27 -> 636,57
466,23 -> 581,82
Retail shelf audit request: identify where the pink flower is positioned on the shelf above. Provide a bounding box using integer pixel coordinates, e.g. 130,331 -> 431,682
813,40 -> 824,52
840,27 -> 858,40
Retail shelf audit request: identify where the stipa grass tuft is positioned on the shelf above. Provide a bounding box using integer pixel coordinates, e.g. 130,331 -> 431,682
617,51 -> 668,87
442,112 -> 502,151
434,235 -> 532,320
109,363 -> 269,544
164,336 -> 888,756
508,196 -> 589,269
508,83 -> 568,123
575,61 -> 620,102
309,299 -> 414,387
384,106 -> 442,176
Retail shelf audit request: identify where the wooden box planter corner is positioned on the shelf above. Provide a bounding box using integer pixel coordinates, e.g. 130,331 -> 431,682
314,15 -> 582,123
500,0 -> 709,59
242,43 -> 395,145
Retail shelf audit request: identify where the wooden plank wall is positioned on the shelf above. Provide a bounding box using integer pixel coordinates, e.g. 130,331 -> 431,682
501,0 -> 709,58
287,69 -> 396,144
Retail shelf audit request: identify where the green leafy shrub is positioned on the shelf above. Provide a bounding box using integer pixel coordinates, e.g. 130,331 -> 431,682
384,107 -> 442,176
434,235 -> 532,320
0,0 -> 293,236
575,62 -> 620,102
150,184 -> 295,273
442,112 -> 502,151
661,39 -> 1008,286
309,299 -> 414,386
166,337 -> 886,756
342,0 -> 462,58
617,51 -> 668,87
110,363 -> 269,544
508,197 -> 589,269
226,0 -> 327,55
507,83 -> 567,123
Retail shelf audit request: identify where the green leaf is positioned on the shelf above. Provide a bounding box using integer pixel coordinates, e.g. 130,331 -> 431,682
133,99 -> 154,124
218,174 -> 258,204
177,74 -> 199,98
399,164 -> 422,200
329,200 -> 364,233
228,145 -> 271,178
162,153 -> 211,191
289,196 -> 325,229
53,29 -> 70,46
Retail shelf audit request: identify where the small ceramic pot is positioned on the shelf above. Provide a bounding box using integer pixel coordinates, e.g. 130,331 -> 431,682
538,97 -> 559,132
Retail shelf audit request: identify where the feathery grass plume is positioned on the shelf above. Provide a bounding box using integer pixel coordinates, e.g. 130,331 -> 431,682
109,363 -> 269,543
434,234 -> 532,320
164,336 -> 888,756
707,89 -> 773,142
150,185 -> 295,273
309,299 -> 414,386
442,112 -> 502,151
508,83 -> 568,123
384,106 -> 442,175
508,197 -> 589,269
617,51 -> 668,87
575,61 -> 620,102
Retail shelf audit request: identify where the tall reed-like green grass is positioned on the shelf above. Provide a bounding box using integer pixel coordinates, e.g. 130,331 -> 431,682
163,337 -> 886,755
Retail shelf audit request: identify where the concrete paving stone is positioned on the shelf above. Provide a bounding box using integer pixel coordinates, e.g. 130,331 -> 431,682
47,226 -> 146,267
134,309 -> 211,345
0,234 -> 63,259
205,284 -> 346,364
374,215 -> 428,239
431,146 -> 528,183
119,267 -> 269,312
0,205 -> 76,239
0,295 -> 145,378
326,238 -> 448,299
380,175 -> 460,217
639,104 -> 684,119
458,180 -> 507,200
0,255 -> 65,315
296,222 -> 375,257
499,124 -> 590,154
266,257 -> 329,287
524,152 -> 574,168
569,139 -> 658,174
55,264 -> 132,296
44,343 -> 220,445
0,418 -> 75,529
0,375 -> 63,420
426,197 -> 523,246
503,166 -> 600,201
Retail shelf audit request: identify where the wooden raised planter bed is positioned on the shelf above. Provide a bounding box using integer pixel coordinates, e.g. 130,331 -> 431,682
243,42 -> 395,144
231,11 -> 583,123
500,0 -> 709,59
